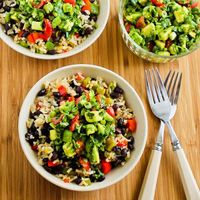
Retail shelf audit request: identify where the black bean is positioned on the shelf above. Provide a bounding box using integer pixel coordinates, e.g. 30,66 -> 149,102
90,15 -> 98,22
34,110 -> 42,117
53,92 -> 61,98
91,78 -> 96,81
41,123 -> 51,136
90,174 -> 96,182
121,127 -> 126,135
28,123 -> 37,134
76,86 -> 84,95
117,118 -> 124,127
81,11 -> 88,15
114,86 -> 123,94
37,89 -> 46,96
21,30 -> 30,37
121,148 -> 128,158
29,112 -> 35,119
115,128 -> 122,135
110,92 -> 121,99
45,136 -> 51,143
43,165 -> 53,173
128,143 -> 134,151
112,146 -> 121,155
53,164 -> 65,174
0,1 -> 3,9
25,133 -> 35,145
69,80 -> 76,88
47,50 -> 57,55
112,104 -> 119,112
84,27 -> 93,36
4,23 -> 11,32
90,0 -> 95,3
127,135 -> 135,145
102,106 -> 107,110
43,158 -> 48,165
4,6 -> 10,12
112,159 -> 122,168
97,175 -> 105,182
51,151 -> 58,161
74,177 -> 82,185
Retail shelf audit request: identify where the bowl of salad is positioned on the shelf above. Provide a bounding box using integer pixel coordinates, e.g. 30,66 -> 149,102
119,0 -> 200,63
18,64 -> 147,191
0,0 -> 110,59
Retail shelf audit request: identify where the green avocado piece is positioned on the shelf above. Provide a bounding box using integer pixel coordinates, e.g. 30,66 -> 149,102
97,123 -> 105,134
104,112 -> 114,122
180,24 -> 191,34
43,2 -> 54,14
31,21 -> 43,31
157,51 -> 171,56
63,3 -> 74,14
62,130 -> 73,143
63,143 -> 76,157
45,41 -> 55,51
63,19 -> 74,32
130,31 -> 145,46
158,27 -> 173,41
155,40 -> 165,50
86,124 -> 97,135
91,4 -> 99,15
106,137 -> 117,151
91,145 -> 100,164
10,12 -> 18,21
85,111 -> 103,123
52,16 -> 62,28
19,41 -> 28,48
169,44 -> 179,55
50,130 -> 57,141
141,23 -> 155,37
126,13 -> 142,22
174,8 -> 188,23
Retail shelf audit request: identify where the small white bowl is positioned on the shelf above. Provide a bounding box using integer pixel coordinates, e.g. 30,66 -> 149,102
18,64 -> 148,191
0,1 -> 110,60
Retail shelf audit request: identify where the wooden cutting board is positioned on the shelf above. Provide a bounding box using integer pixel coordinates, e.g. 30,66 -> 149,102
0,1 -> 199,199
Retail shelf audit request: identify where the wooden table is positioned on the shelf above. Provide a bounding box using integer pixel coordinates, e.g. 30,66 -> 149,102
1,1 -> 200,199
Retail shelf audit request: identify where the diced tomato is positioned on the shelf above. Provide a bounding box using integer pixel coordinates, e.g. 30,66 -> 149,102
48,161 -> 59,167
96,94 -> 101,103
106,107 -> 115,118
75,97 -> 81,105
63,178 -> 70,183
117,139 -> 128,147
64,0 -> 76,6
125,23 -> 132,33
126,118 -> 137,132
31,145 -> 38,151
27,32 -> 44,44
43,19 -> 53,41
165,39 -> 173,49
58,85 -> 67,96
68,96 -> 75,102
75,33 -> 80,38
79,158 -> 90,171
81,0 -> 91,12
147,41 -> 155,52
151,0 -> 165,7
52,114 -> 64,125
34,0 -> 48,9
136,16 -> 146,29
70,114 -> 79,132
75,72 -> 85,81
101,160 -> 112,174
76,140 -> 85,153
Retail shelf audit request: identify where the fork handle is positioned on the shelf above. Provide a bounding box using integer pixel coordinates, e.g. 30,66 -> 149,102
175,148 -> 200,200
138,150 -> 162,200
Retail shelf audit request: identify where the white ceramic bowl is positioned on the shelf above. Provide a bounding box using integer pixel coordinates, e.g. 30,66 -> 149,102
18,64 -> 148,191
0,1 -> 110,60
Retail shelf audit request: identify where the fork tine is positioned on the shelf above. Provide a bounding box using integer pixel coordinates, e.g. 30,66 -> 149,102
166,71 -> 175,94
170,72 -> 179,104
152,68 -> 163,102
145,70 -> 154,105
148,69 -> 158,103
155,68 -> 169,101
174,73 -> 182,104
164,70 -> 172,87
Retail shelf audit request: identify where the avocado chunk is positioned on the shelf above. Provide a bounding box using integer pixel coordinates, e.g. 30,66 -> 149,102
97,123 -> 105,134
62,130 -> 73,143
169,44 -> 179,55
129,31 -> 145,46
126,13 -> 141,22
141,23 -> 155,37
104,112 -> 114,122
45,41 -> 55,51
138,0 -> 147,6
106,137 -> 117,151
180,24 -> 190,34
43,2 -> 54,14
50,130 -> 57,141
85,111 -> 103,123
155,40 -> 165,50
63,19 -> 74,32
86,124 -> 97,135
63,3 -> 74,14
158,27 -> 173,41
63,143 -> 76,157
52,16 -> 62,28
157,51 -> 170,56
91,145 -> 100,164
174,7 -> 188,23
10,12 -> 18,21
91,4 -> 99,15
31,21 -> 43,31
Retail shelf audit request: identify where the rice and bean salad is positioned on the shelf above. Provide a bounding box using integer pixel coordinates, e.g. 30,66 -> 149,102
0,0 -> 99,54
25,72 -> 137,186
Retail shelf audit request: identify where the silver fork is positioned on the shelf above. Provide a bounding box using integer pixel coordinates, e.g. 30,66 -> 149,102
139,69 -> 200,200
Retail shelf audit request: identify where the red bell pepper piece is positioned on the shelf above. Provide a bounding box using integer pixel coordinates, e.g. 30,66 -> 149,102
48,160 -> 59,167
69,115 -> 79,132
117,139 -> 128,147
52,114 -> 64,125
106,107 -> 115,118
79,158 -> 90,171
76,140 -> 85,153
42,19 -> 53,41
68,96 -> 75,102
31,145 -> 38,151
75,97 -> 81,105
64,0 -> 76,6
101,160 -> 112,174
126,118 -> 137,132
135,16 -> 146,29
81,0 -> 91,12
151,0 -> 165,7
34,0 -> 48,9
58,85 -> 67,96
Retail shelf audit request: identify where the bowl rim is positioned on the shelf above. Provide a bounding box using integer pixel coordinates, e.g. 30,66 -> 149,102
118,0 -> 200,59
18,64 -> 148,191
0,1 -> 110,60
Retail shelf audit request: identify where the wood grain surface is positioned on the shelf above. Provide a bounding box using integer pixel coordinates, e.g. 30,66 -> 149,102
0,1 -> 200,200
